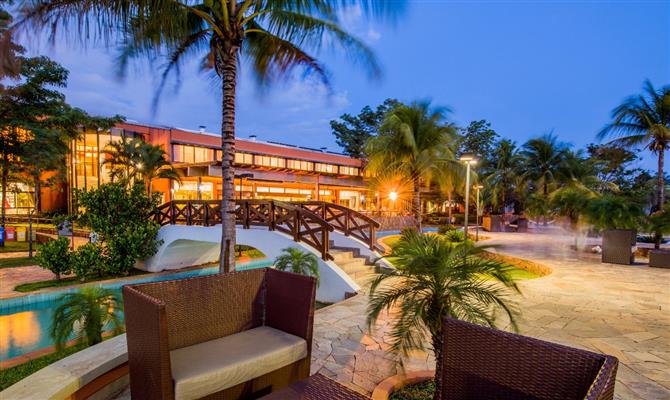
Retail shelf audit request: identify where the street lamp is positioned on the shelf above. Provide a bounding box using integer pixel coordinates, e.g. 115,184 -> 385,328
234,173 -> 254,200
458,153 -> 478,240
475,184 -> 483,241
388,191 -> 398,202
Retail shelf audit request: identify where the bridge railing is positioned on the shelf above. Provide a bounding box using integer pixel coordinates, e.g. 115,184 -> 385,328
154,200 -> 334,260
292,201 -> 381,251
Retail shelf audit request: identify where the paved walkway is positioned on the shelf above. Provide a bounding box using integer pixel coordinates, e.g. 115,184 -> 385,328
311,232 -> 670,400
0,266 -> 59,298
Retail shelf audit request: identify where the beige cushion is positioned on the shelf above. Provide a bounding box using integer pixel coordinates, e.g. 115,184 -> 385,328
170,326 -> 307,400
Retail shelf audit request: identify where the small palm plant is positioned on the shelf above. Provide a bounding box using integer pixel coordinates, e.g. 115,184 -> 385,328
50,287 -> 124,351
367,230 -> 520,400
274,247 -> 320,285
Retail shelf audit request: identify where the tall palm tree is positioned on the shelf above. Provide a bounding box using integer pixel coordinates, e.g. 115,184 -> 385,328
598,81 -> 670,211
485,139 -> 521,214
367,101 -> 458,230
367,230 -> 519,400
103,134 -> 143,184
136,142 -> 181,194
50,287 -> 124,351
273,247 -> 319,285
520,134 -> 570,197
16,0 -> 395,273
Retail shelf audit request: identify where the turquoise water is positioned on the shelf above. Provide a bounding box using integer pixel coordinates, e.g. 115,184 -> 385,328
0,259 -> 272,362
376,227 -> 438,238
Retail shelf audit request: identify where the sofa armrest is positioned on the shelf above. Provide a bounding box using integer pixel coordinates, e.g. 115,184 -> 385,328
123,285 -> 174,400
264,269 -> 317,348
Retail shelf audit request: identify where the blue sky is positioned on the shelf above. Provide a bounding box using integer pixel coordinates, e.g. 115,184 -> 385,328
22,1 -> 669,170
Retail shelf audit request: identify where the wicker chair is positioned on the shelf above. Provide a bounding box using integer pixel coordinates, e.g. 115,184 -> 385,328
123,268 -> 316,400
440,318 -> 618,400
602,229 -> 636,265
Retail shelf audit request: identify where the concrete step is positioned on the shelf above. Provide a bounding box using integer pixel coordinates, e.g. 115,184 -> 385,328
341,264 -> 374,275
330,250 -> 354,262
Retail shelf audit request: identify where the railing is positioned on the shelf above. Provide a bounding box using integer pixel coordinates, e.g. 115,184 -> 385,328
292,201 -> 380,251
154,200 -> 334,260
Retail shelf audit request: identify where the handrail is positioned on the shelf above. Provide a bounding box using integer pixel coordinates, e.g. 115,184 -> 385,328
153,200 -> 334,260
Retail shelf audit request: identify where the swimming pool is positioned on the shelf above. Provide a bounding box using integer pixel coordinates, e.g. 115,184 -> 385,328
376,227 -> 439,238
0,259 -> 272,362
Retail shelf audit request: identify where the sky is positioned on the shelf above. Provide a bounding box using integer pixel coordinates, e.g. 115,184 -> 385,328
19,1 -> 670,170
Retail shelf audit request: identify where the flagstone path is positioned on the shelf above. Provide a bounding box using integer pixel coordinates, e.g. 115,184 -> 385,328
310,231 -> 670,400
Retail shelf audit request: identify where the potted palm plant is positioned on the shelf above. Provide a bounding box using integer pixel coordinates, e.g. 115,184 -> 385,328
586,195 -> 643,265
367,230 -> 520,400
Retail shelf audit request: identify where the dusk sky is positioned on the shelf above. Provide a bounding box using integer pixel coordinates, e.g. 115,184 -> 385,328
20,1 -> 670,170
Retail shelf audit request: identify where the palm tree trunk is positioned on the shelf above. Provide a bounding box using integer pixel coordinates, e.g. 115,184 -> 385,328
655,148 -> 665,249
34,175 -> 41,213
219,52 -> 238,273
432,334 -> 444,400
447,190 -> 452,224
1,155 -> 7,232
413,177 -> 421,231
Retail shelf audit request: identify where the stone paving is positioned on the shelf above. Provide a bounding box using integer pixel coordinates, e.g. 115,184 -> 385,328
0,265 -> 57,298
310,231 -> 670,400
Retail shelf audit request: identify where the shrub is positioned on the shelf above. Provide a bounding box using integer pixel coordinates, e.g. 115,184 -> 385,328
438,224 -> 457,234
35,237 -> 71,280
445,230 -> 465,243
71,243 -> 106,280
586,195 -> 643,230
274,247 -> 320,285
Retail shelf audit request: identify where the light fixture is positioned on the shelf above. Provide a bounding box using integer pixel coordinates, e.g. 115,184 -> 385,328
458,152 -> 478,164
389,191 -> 398,201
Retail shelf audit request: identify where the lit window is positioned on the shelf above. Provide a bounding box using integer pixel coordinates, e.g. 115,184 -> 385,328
315,163 -> 337,174
287,159 -> 314,171
339,166 -> 359,176
234,153 -> 253,164
255,155 -> 286,168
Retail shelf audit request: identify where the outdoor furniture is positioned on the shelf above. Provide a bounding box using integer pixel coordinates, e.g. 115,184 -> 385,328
602,229 -> 636,265
649,249 -> 670,268
482,215 -> 503,232
260,373 -> 368,400
123,268 -> 316,400
440,318 -> 618,400
517,217 -> 528,232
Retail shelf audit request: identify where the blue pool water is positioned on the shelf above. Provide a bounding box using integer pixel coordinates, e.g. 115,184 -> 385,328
376,227 -> 438,238
0,259 -> 272,362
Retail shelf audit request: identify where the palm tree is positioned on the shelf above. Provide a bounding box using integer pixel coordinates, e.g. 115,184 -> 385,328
485,139 -> 521,214
103,134 -> 143,184
274,247 -> 319,284
521,134 -> 569,197
367,101 -> 458,230
367,230 -> 519,400
599,81 -> 670,211
50,287 -> 124,351
17,1 -> 397,273
136,142 -> 180,194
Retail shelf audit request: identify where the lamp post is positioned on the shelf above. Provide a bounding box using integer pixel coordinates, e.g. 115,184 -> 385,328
234,173 -> 254,200
475,184 -> 483,241
458,153 -> 478,240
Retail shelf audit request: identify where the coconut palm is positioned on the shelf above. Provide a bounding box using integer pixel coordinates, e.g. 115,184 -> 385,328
598,81 -> 670,211
136,142 -> 180,194
50,287 -> 124,351
367,230 -> 519,400
520,134 -> 569,197
485,139 -> 522,213
103,134 -> 143,184
367,101 -> 459,230
16,1 -> 398,273
274,247 -> 319,284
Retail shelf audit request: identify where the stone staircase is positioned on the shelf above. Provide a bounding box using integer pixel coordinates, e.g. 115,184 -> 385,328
329,245 -> 378,281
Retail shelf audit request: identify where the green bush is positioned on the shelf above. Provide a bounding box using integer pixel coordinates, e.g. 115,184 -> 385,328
444,230 -> 465,243
71,243 -> 106,280
75,182 -> 161,276
438,224 -> 457,234
586,195 -> 643,230
35,237 -> 71,280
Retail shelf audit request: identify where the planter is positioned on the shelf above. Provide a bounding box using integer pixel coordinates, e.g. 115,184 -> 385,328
371,370 -> 434,400
602,229 -> 636,265
482,215 -> 503,232
649,249 -> 670,269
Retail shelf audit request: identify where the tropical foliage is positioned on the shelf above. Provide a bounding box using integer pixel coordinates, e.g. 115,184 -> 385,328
274,247 -> 320,284
367,101 -> 458,229
50,287 -> 123,351
35,236 -> 71,280
367,230 -> 519,400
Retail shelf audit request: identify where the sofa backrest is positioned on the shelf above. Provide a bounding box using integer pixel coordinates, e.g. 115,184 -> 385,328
134,269 -> 266,350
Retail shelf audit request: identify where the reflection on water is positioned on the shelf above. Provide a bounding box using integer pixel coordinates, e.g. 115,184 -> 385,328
0,311 -> 41,359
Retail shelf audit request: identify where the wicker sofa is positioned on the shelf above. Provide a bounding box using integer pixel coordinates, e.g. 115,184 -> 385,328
122,268 -> 316,400
440,318 -> 618,400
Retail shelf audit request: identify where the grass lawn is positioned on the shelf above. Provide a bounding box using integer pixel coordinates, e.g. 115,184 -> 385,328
0,343 -> 87,391
0,241 -> 41,253
0,256 -> 38,268
14,269 -> 149,292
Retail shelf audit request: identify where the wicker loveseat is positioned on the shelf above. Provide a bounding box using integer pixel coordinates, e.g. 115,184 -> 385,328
123,268 -> 316,400
440,318 -> 619,400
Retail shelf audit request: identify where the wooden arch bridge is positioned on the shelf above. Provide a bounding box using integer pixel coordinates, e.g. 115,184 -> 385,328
154,200 -> 381,260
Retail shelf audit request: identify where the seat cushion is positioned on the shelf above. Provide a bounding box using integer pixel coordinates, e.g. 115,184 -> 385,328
170,326 -> 308,400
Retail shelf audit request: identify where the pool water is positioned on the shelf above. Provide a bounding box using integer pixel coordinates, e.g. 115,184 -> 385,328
0,259 -> 272,362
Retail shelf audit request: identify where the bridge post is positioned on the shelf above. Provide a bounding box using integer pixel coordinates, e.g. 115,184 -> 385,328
322,230 -> 329,260
344,209 -> 350,236
244,201 -> 250,229
170,201 -> 175,225
292,209 -> 300,242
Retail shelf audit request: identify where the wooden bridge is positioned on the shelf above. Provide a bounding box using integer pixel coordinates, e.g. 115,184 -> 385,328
153,200 -> 381,260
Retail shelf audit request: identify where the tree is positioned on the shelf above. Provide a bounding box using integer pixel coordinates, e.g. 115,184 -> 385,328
586,143 -> 641,193
549,186 -> 597,248
586,195 -> 643,231
330,98 -> 399,158
35,236 -> 72,280
485,139 -> 522,213
17,0 -> 398,272
457,120 -> 499,175
367,230 -> 519,400
50,287 -> 123,351
520,134 -> 569,197
598,80 -> 670,212
274,247 -> 320,284
0,6 -> 23,80
136,142 -> 181,194
367,101 -> 458,230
